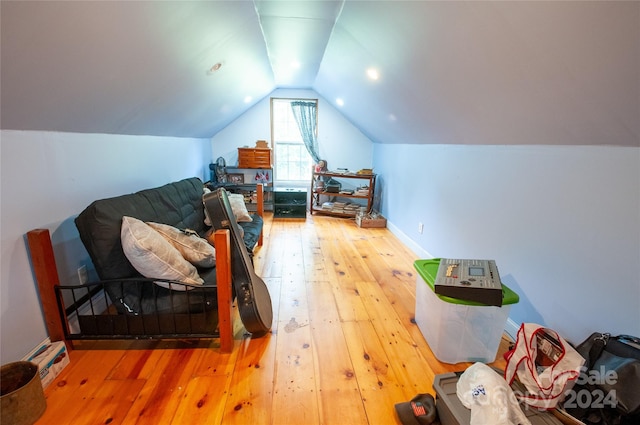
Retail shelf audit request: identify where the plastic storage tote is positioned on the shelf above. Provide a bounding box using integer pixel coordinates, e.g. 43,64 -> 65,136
433,372 -> 563,425
414,258 -> 519,364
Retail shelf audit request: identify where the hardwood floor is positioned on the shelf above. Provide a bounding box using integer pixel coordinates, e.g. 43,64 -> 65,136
35,213 -> 509,425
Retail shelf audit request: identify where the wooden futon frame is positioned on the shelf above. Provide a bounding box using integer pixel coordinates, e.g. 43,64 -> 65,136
27,228 -> 235,352
26,182 -> 265,354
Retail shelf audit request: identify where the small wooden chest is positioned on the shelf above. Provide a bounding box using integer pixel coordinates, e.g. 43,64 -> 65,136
238,147 -> 272,168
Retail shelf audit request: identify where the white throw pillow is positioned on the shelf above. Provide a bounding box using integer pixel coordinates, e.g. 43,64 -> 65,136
121,216 -> 203,290
227,193 -> 253,222
147,222 -> 215,268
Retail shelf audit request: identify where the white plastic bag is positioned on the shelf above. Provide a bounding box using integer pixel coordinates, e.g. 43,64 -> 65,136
457,362 -> 531,425
504,323 -> 585,409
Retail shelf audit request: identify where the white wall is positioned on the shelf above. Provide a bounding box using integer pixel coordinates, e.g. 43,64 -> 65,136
210,88 -> 375,179
0,130 -> 211,363
5,116 -> 635,364
373,143 -> 640,344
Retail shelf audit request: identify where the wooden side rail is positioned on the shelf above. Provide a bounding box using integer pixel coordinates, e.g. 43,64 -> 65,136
26,228 -> 234,353
213,229 -> 233,352
26,229 -> 66,343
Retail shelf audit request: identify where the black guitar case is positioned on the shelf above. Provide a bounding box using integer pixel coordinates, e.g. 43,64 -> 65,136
203,188 -> 273,336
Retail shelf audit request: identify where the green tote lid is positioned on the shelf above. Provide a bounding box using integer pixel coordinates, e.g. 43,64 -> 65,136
413,258 -> 519,306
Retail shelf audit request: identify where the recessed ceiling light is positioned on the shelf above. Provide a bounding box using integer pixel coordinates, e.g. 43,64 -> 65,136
336,98 -> 344,107
244,96 -> 253,104
366,68 -> 379,81
290,60 -> 301,69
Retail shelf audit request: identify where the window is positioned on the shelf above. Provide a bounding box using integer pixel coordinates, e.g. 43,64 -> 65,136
271,98 -> 317,184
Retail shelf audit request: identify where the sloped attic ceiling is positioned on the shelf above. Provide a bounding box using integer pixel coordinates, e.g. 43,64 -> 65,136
1,1 -> 638,146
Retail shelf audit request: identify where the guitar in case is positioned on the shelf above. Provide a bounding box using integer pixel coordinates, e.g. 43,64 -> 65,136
203,188 -> 273,336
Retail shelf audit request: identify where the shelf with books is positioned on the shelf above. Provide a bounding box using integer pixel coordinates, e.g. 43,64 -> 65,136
209,167 -> 273,211
310,171 -> 376,217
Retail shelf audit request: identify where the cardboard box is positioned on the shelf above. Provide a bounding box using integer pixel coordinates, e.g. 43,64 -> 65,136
355,215 -> 387,228
23,340 -> 69,389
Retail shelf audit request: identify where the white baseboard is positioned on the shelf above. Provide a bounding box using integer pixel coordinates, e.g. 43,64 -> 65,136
23,290 -> 107,359
505,318 -> 520,341
386,220 -> 434,259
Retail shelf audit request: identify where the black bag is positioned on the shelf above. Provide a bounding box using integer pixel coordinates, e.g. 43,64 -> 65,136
563,333 -> 640,425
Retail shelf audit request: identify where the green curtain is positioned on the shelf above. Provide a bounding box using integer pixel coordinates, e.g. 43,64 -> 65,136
290,101 -> 320,163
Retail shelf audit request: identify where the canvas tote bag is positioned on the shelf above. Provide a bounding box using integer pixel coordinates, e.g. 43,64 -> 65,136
504,323 -> 585,409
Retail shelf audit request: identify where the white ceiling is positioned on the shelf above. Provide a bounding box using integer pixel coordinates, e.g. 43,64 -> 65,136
1,1 -> 638,146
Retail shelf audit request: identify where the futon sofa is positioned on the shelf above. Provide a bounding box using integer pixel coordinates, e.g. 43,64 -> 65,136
27,177 -> 264,352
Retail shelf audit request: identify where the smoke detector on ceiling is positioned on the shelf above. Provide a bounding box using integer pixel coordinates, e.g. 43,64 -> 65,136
207,62 -> 223,75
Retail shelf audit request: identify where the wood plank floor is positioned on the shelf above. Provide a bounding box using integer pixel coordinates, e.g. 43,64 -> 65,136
35,213 -> 509,425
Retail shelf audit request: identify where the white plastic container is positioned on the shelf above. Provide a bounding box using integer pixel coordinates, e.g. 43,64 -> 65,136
414,259 -> 519,364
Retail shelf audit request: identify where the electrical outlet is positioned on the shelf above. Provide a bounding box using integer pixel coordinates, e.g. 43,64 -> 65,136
77,265 -> 88,285
418,222 -> 424,234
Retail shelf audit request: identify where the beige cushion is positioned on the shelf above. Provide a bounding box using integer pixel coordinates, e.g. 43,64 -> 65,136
147,222 -> 215,268
203,187 -> 212,227
121,216 -> 203,290
227,193 -> 253,222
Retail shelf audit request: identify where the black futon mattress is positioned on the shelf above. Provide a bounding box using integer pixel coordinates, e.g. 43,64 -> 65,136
75,177 -> 262,315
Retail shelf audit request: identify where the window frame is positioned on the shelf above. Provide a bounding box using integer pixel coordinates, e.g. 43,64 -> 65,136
270,97 -> 318,187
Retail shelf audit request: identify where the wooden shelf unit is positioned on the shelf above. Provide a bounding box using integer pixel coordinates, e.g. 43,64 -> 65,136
310,171 -> 376,217
209,167 -> 274,211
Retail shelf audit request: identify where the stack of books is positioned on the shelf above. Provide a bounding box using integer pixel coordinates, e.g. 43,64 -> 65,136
321,201 -> 360,215
354,186 -> 370,196
332,201 -> 347,212
343,204 -> 360,215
